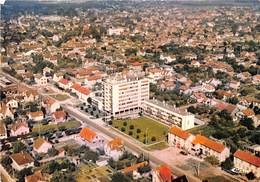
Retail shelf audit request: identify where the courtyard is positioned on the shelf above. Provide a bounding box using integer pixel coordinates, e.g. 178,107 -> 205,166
112,117 -> 169,145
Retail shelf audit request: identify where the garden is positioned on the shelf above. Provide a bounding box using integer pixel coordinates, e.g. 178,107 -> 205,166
111,117 -> 169,145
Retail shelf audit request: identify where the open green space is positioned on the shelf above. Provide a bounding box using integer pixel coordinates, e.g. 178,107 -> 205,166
112,117 -> 169,145
51,94 -> 70,101
32,119 -> 81,132
145,141 -> 169,151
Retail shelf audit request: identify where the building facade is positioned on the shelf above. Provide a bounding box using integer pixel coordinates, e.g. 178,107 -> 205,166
142,100 -> 194,130
102,73 -> 149,118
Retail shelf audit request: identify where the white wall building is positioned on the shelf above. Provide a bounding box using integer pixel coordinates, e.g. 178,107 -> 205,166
141,100 -> 194,130
102,73 -> 149,118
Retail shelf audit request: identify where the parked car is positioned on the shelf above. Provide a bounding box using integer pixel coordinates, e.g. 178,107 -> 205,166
180,150 -> 188,155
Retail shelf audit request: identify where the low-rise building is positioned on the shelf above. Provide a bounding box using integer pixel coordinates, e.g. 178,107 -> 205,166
142,100 -> 194,130
152,165 -> 175,182
234,150 -> 260,178
191,134 -> 230,162
10,152 -> 34,171
168,127 -> 193,150
28,111 -> 44,121
104,138 -> 124,161
10,120 -> 30,136
33,137 -> 52,154
80,128 -> 104,149
52,110 -> 66,123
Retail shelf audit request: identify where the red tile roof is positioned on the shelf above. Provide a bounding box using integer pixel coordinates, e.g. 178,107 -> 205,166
108,138 -> 124,151
169,127 -> 190,140
234,150 -> 260,167
156,165 -> 174,182
120,161 -> 148,174
80,128 -> 96,143
78,87 -> 90,96
52,111 -> 66,119
192,135 -> 225,153
59,78 -> 69,85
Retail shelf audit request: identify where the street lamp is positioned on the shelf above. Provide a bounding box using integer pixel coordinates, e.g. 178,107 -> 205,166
145,128 -> 149,144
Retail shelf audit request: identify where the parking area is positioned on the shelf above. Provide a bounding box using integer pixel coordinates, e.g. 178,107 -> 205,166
151,147 -> 240,181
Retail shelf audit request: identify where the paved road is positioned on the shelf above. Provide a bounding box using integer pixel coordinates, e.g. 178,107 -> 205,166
63,105 -> 201,182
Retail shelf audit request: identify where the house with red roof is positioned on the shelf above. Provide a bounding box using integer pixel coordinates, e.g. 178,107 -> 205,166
42,97 -> 60,114
234,150 -> 260,177
52,110 -> 66,123
104,138 -> 124,161
58,78 -> 71,90
10,120 -> 30,136
79,128 -> 104,149
168,127 -> 193,150
190,134 -> 230,162
152,165 -> 175,182
28,111 -> 44,121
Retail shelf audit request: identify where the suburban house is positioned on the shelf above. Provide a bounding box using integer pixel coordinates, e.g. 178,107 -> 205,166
168,128 -> 230,162
52,110 -> 66,123
6,98 -> 18,109
58,78 -> 71,90
234,150 -> 260,178
152,165 -> 175,182
10,152 -> 34,171
53,72 -> 64,82
10,120 -> 30,136
34,74 -> 48,86
191,134 -> 230,162
120,161 -> 148,179
23,89 -> 39,103
104,138 -> 124,161
168,127 -> 193,150
42,97 -> 60,114
0,103 -> 14,119
33,137 -> 52,154
25,170 -> 47,182
79,127 -> 104,149
28,111 -> 44,121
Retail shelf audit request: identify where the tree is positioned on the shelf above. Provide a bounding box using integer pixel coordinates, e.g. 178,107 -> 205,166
246,172 -> 255,180
16,167 -> 33,182
121,127 -> 126,132
111,172 -> 131,182
129,125 -> 134,130
48,148 -> 59,157
128,131 -> 133,136
151,136 -> 156,142
87,97 -> 92,105
13,141 -> 26,153
123,122 -> 127,126
1,156 -> 12,168
50,171 -> 76,182
204,156 -> 219,166
3,117 -> 13,125
240,117 -> 255,130
82,150 -> 99,163
136,128 -> 141,133
227,97 -> 239,105
221,157 -> 233,170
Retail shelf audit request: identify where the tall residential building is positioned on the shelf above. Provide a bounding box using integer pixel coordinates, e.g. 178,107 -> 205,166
102,72 -> 149,118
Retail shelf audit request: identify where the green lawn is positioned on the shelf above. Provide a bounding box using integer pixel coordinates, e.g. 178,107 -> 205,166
146,141 -> 169,151
187,125 -> 216,137
112,117 -> 169,145
51,94 -> 70,101
32,120 -> 81,132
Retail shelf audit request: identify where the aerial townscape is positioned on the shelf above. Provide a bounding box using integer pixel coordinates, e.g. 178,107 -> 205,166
0,0 -> 260,182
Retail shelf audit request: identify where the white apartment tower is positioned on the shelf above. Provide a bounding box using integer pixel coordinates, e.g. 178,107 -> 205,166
103,73 -> 149,118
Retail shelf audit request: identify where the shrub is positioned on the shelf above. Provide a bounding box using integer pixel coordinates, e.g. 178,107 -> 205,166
121,127 -> 125,132
136,135 -> 139,139
108,120 -> 113,125
151,136 -> 156,142
123,122 -> 127,126
129,131 -> 133,136
205,155 -> 219,166
96,114 -> 99,118
136,128 -> 141,133
90,111 -> 94,115
129,125 -> 134,130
